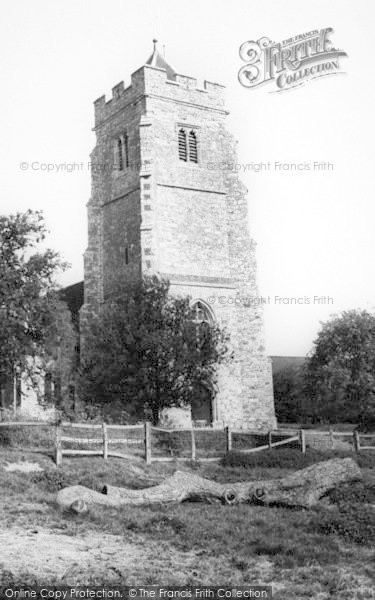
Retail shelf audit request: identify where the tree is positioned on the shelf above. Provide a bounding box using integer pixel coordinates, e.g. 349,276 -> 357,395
79,276 -> 230,424
0,210 -> 67,387
273,365 -> 306,423
41,298 -> 78,411
304,310 -> 375,428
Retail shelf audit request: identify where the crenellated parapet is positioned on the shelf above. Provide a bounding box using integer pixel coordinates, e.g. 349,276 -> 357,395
94,65 -> 227,128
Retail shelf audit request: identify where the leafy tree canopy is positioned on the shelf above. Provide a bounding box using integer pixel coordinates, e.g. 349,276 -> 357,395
0,210 -> 67,381
79,276 -> 230,424
305,310 -> 375,428
273,364 -> 305,423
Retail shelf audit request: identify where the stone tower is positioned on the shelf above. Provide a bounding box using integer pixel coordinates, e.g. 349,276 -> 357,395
81,43 -> 276,429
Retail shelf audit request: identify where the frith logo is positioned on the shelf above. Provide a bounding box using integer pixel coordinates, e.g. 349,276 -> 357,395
238,28 -> 347,92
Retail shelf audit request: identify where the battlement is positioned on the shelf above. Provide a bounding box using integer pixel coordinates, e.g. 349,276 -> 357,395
94,63 -> 226,127
140,65 -> 226,105
94,78 -> 138,126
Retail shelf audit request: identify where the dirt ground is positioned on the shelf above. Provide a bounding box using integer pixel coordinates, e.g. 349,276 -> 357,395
0,524 -> 275,586
1,521 -> 373,599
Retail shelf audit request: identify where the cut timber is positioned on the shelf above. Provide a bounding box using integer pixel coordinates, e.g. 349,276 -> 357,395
56,457 -> 361,510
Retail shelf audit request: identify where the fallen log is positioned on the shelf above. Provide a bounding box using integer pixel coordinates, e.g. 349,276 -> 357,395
56,457 -> 361,510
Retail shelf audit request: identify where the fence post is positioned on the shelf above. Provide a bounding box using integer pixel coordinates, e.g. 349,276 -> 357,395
268,430 -> 272,450
55,424 -> 62,467
225,426 -> 232,453
144,421 -> 151,464
329,426 -> 334,450
191,427 -> 196,461
353,429 -> 360,453
102,422 -> 108,460
299,429 -> 306,454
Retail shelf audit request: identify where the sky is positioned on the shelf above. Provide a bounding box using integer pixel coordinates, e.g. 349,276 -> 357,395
0,0 -> 374,356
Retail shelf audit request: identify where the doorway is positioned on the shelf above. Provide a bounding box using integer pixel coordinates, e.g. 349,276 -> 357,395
191,383 -> 213,425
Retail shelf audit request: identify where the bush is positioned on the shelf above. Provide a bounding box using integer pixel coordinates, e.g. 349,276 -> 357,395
63,402 -> 132,424
30,469 -> 70,491
315,503 -> 375,545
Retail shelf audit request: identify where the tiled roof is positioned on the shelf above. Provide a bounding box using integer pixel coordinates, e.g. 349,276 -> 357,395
145,40 -> 176,80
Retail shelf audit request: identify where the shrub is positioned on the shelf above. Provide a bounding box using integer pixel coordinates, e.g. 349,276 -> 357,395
30,469 -> 70,491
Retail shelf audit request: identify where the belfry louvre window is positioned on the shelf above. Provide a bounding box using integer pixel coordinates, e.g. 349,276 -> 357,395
178,129 -> 187,161
123,132 -> 129,167
115,133 -> 129,171
188,131 -> 198,163
117,138 -> 123,170
178,127 -> 199,163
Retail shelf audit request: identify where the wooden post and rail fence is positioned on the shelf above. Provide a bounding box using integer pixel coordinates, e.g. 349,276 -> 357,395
53,423 -> 304,466
0,421 -> 374,466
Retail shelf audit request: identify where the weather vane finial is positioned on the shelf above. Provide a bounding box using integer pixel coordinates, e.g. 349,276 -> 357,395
153,39 -> 158,52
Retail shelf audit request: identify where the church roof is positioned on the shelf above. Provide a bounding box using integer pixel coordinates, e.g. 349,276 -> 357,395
145,40 -> 176,80
270,356 -> 306,375
59,281 -> 84,330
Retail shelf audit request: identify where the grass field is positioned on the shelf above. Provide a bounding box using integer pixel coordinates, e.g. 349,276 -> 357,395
0,447 -> 374,599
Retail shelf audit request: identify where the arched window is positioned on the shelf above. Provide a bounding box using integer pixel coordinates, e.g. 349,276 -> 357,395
188,130 -> 198,163
191,300 -> 214,325
123,132 -> 129,167
117,137 -> 123,171
191,300 -> 214,350
178,129 -> 187,161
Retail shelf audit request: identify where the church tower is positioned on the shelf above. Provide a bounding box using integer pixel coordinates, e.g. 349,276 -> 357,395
81,42 -> 276,429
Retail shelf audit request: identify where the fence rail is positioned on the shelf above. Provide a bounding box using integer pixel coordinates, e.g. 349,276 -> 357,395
0,420 -> 374,465
0,421 -> 51,427
51,424 -> 375,466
